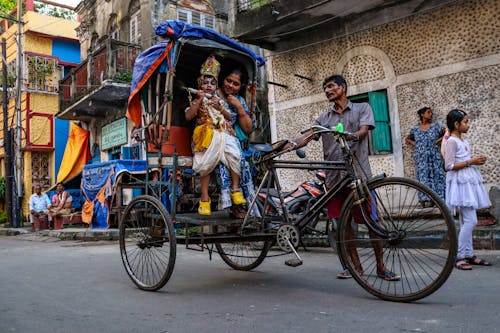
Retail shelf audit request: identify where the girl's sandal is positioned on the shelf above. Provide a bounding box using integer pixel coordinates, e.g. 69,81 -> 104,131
466,256 -> 492,266
455,259 -> 473,270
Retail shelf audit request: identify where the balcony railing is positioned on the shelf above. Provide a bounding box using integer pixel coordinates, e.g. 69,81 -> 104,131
237,0 -> 278,12
60,38 -> 141,112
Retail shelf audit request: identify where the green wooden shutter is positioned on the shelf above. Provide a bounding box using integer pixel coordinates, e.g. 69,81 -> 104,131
368,91 -> 392,153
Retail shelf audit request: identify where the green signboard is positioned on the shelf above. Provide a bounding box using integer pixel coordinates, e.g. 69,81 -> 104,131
101,118 -> 127,150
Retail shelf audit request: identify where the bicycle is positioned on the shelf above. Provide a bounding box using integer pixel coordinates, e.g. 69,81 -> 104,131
244,124 -> 457,302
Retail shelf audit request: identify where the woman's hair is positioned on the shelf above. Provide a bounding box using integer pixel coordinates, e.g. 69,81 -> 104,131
417,107 -> 431,122
446,109 -> 467,131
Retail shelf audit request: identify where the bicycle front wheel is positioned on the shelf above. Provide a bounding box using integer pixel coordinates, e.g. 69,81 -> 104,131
119,195 -> 176,291
337,177 -> 456,302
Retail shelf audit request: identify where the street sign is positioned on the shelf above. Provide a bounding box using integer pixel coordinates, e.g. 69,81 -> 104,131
101,118 -> 127,150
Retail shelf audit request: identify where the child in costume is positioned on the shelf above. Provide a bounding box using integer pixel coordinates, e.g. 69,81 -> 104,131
185,56 -> 246,215
444,109 -> 492,270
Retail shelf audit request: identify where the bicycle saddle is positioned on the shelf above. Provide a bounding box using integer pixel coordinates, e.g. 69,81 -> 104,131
251,139 -> 289,158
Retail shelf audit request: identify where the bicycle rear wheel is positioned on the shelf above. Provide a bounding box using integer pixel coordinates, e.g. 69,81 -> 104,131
337,177 -> 456,302
215,241 -> 272,271
119,195 -> 176,291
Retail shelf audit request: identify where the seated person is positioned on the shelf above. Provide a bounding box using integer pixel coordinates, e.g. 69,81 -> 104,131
184,56 -> 246,216
29,183 -> 52,223
49,182 -> 73,219
216,69 -> 257,218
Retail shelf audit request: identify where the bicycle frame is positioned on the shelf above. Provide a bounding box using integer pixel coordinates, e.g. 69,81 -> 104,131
245,127 -> 389,239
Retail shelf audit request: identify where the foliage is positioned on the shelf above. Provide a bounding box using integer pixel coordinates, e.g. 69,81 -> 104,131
113,71 -> 133,83
0,210 -> 6,223
34,1 -> 76,20
0,0 -> 16,16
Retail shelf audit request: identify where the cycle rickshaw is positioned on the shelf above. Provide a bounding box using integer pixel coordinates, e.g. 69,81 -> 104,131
119,21 -> 457,302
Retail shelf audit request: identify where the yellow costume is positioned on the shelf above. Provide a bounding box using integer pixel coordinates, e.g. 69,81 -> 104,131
189,57 -> 241,178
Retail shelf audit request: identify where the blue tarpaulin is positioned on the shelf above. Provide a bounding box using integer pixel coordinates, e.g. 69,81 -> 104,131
154,20 -> 265,66
81,160 -> 147,229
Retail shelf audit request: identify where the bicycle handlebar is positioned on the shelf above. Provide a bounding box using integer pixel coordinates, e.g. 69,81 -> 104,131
302,124 -> 359,141
255,124 -> 358,163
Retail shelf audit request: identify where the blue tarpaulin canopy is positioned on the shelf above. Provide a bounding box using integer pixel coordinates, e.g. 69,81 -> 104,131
81,160 -> 147,229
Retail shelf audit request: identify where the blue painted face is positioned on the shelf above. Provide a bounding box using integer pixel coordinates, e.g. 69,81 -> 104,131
201,75 -> 217,94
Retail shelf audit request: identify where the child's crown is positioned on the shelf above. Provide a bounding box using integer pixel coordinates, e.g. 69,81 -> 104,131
200,56 -> 221,81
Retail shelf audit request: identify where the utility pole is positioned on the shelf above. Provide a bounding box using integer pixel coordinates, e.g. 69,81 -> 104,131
2,38 -> 14,227
14,0 -> 23,227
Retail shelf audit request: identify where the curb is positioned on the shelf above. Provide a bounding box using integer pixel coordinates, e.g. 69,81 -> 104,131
1,224 -> 499,249
0,227 -> 119,241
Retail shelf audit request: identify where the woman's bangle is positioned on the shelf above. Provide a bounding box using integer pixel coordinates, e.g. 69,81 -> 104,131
465,160 -> 471,167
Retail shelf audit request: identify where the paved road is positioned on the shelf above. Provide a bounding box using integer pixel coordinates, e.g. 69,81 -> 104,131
1,235 -> 499,333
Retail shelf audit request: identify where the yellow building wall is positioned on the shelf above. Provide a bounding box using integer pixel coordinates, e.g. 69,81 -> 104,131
23,35 -> 52,55
24,11 -> 79,41
30,93 -> 58,115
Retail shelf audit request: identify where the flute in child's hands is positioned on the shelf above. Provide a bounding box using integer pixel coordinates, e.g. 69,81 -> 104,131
186,87 -> 215,99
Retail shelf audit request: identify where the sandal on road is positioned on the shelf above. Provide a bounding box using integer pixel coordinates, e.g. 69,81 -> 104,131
337,269 -> 352,279
337,268 -> 363,279
377,270 -> 400,281
466,256 -> 492,266
455,259 -> 473,270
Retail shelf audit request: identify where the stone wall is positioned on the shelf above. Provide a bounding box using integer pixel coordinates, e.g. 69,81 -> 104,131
270,0 -> 500,102
268,0 -> 500,189
398,65 -> 499,183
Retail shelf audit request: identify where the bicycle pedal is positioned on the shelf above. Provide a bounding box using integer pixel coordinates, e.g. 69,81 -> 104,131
285,258 -> 303,267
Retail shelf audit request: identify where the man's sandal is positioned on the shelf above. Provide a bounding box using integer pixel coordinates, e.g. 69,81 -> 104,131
377,270 -> 400,281
466,256 -> 492,266
455,259 -> 473,270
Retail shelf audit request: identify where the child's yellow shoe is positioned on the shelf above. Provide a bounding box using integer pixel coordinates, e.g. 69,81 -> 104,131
230,191 -> 247,205
198,199 -> 211,216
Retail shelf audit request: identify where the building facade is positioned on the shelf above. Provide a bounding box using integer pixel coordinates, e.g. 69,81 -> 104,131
59,0 -> 223,164
0,1 -> 79,218
229,0 -> 499,191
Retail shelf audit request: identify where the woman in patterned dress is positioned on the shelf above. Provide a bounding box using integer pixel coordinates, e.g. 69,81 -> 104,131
216,69 -> 258,218
405,107 -> 446,207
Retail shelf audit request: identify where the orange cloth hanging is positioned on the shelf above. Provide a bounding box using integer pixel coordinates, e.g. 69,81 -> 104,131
56,122 -> 91,183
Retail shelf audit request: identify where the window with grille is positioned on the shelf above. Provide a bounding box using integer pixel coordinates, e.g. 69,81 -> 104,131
24,55 -> 58,93
129,11 -> 141,44
202,15 -> 214,29
31,152 -> 51,190
177,8 -> 216,30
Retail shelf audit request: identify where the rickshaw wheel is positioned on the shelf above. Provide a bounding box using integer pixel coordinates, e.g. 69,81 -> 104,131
215,241 -> 272,271
119,195 -> 176,291
337,177 -> 456,302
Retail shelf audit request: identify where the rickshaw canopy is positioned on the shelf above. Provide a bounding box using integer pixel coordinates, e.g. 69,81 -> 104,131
127,20 -> 265,127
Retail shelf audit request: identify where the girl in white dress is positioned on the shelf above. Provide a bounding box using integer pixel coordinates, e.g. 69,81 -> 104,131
444,109 -> 492,270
